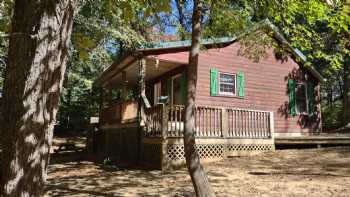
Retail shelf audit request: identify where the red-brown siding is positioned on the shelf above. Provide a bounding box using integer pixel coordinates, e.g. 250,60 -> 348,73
151,41 -> 322,136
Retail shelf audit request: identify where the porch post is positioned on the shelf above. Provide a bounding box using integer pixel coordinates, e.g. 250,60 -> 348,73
105,88 -> 112,158
121,71 -> 128,101
106,88 -> 113,107
221,108 -> 229,138
221,107 -> 229,159
160,104 -> 169,171
138,58 -> 146,125
98,88 -> 104,124
137,58 -> 146,164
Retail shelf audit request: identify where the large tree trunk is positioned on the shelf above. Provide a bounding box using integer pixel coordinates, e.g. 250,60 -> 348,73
183,0 -> 216,196
0,0 -> 75,196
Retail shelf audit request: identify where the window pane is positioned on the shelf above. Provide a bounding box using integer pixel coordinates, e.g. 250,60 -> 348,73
219,73 -> 235,95
220,84 -> 234,93
220,74 -> 235,83
296,84 -> 307,113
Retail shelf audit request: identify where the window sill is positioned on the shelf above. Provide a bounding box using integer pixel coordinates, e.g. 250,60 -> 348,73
212,94 -> 244,99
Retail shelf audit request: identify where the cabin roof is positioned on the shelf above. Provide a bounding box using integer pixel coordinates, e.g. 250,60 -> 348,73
139,37 -> 236,51
95,19 -> 324,87
138,19 -> 323,82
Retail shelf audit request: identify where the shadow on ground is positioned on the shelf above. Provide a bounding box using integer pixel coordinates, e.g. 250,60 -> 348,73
45,147 -> 350,196
45,161 -> 194,196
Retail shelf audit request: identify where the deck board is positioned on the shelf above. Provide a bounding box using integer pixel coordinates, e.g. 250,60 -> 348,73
275,134 -> 350,145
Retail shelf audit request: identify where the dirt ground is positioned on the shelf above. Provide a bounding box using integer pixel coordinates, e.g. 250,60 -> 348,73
45,147 -> 350,197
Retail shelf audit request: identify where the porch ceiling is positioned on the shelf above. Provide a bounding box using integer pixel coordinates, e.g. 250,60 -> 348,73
104,57 -> 185,89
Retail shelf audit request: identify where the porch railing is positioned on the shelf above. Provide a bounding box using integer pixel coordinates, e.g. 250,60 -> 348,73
144,104 -> 163,137
144,104 -> 273,139
195,106 -> 222,137
227,109 -> 271,138
168,105 -> 185,137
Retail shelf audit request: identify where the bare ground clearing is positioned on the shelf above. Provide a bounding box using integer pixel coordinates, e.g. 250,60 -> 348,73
45,147 -> 350,197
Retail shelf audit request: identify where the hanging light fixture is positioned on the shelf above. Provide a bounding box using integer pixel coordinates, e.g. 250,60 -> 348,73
154,58 -> 159,69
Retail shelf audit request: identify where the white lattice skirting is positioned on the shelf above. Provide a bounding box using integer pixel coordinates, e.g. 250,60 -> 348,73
167,143 -> 274,162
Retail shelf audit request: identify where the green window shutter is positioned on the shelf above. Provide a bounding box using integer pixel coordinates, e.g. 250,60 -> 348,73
288,79 -> 296,116
210,68 -> 218,96
181,71 -> 187,104
238,71 -> 245,97
307,81 -> 315,116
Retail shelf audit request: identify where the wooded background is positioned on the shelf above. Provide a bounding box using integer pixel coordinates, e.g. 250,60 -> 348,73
0,0 -> 348,132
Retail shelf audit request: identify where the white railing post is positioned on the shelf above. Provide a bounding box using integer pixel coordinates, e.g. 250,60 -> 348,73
269,111 -> 275,150
221,108 -> 228,138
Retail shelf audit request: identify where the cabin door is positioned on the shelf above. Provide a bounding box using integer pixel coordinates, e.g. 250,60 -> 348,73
171,74 -> 184,105
153,82 -> 161,105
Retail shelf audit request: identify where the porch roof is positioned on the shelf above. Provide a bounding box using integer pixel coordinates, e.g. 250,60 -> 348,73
94,55 -> 187,88
94,19 -> 324,88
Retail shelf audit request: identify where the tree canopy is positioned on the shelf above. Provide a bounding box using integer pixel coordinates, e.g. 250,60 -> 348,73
1,0 -> 349,132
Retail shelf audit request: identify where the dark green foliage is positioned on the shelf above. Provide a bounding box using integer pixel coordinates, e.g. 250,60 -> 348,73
56,0 -> 168,133
322,99 -> 343,130
0,0 -> 170,134
57,49 -> 109,132
226,0 -> 350,129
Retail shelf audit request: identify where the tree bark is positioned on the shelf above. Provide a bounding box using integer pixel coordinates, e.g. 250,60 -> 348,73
0,0 -> 75,196
342,63 -> 350,126
175,0 -> 187,40
183,0 -> 216,196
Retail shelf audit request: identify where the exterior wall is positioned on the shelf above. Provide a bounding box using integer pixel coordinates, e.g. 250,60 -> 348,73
152,42 -> 322,136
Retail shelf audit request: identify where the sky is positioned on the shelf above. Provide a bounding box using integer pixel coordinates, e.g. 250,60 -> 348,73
163,0 -> 193,35
105,0 -> 193,56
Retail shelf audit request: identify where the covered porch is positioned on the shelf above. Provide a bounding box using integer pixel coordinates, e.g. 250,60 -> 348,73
96,54 -> 188,125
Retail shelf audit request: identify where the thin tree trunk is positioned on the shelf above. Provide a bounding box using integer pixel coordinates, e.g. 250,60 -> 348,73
175,0 -> 187,40
183,0 -> 216,196
0,0 -> 75,196
342,63 -> 350,126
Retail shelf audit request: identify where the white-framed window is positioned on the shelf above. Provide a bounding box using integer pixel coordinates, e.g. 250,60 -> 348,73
295,82 -> 308,114
218,72 -> 236,96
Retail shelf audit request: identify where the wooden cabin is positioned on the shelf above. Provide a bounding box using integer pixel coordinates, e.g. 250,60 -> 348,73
93,20 -> 324,170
